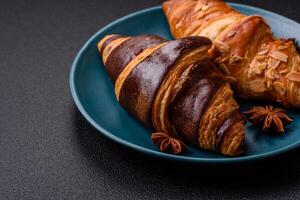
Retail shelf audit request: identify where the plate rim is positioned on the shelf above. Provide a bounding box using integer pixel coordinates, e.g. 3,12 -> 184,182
70,3 -> 300,164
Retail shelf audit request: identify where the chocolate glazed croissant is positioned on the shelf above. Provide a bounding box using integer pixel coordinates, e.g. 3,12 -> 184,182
163,0 -> 300,108
98,34 -> 246,156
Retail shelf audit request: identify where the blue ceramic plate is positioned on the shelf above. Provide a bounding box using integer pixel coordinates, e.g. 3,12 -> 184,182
70,3 -> 300,163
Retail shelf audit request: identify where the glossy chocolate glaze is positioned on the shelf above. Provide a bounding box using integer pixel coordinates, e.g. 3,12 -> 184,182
169,60 -> 226,145
214,110 -> 246,150
99,35 -> 123,55
105,35 -> 167,83
119,36 -> 212,127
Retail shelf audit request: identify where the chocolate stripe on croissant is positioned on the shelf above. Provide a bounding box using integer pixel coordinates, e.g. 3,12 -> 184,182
219,119 -> 245,155
215,110 -> 245,151
163,0 -> 300,108
98,34 -> 123,55
169,60 -> 227,145
152,44 -> 211,137
101,37 -> 131,64
105,35 -> 167,83
115,43 -> 167,101
119,37 -> 212,126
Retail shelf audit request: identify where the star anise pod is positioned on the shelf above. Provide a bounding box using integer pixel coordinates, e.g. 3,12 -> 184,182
244,106 -> 293,134
151,132 -> 185,154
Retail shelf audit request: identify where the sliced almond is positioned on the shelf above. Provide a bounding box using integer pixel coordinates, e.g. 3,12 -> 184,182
261,43 -> 270,49
194,2 -> 204,12
278,46 -> 288,50
266,80 -> 273,89
250,60 -> 266,75
257,49 -> 269,56
268,58 -> 281,69
248,79 -> 267,93
258,63 -> 268,71
273,81 -> 286,95
196,11 -> 205,19
175,21 -> 183,30
202,4 -> 209,11
227,31 -> 236,38
214,40 -> 230,54
250,60 -> 260,74
255,55 -> 266,61
286,71 -> 300,82
270,50 -> 288,62
265,68 -> 279,80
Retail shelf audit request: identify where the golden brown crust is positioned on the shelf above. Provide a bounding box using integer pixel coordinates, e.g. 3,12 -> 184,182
98,34 -> 246,156
210,15 -> 273,98
198,83 -> 240,152
163,0 -> 233,39
163,0 -> 300,108
219,121 -> 245,156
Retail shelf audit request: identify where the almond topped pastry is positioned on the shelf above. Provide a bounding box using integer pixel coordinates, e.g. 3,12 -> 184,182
163,0 -> 300,108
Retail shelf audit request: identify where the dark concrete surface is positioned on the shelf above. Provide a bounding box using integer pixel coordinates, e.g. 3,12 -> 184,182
0,0 -> 299,199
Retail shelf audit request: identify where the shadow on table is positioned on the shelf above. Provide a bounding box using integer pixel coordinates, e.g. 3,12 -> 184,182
72,106 -> 300,191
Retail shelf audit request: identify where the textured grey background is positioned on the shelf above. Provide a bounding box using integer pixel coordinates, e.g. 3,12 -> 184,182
1,0 -> 300,199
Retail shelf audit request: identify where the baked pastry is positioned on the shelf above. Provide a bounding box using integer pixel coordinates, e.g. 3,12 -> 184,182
98,34 -> 246,156
163,0 -> 300,108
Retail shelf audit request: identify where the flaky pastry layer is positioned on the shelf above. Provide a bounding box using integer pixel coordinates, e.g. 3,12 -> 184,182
152,46 -> 209,137
198,83 -> 240,153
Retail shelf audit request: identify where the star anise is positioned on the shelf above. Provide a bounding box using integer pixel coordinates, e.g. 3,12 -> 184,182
244,106 -> 293,134
151,132 -> 185,154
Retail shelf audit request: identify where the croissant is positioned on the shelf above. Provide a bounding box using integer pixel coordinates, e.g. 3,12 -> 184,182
163,0 -> 300,108
98,34 -> 246,156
